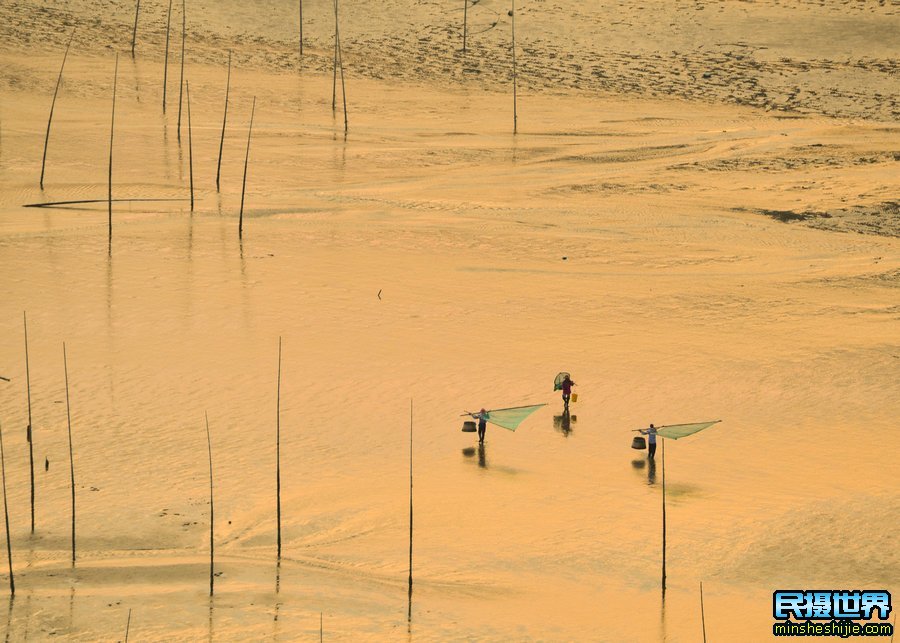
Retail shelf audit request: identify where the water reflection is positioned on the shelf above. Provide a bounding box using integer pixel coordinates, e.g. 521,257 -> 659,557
631,456 -> 656,485
461,443 -> 487,469
552,410 -> 576,437
4,596 -> 14,643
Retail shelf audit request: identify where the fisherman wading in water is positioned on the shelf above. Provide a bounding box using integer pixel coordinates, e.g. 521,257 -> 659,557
475,408 -> 488,444
560,375 -> 576,410
640,423 -> 658,458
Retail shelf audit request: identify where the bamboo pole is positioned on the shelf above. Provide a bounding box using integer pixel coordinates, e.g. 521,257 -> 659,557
661,437 -> 666,593
163,0 -> 172,113
407,399 -> 413,621
0,420 -> 14,596
108,54 -> 118,253
186,80 -> 194,211
216,51 -> 231,192
131,0 -> 141,58
331,0 -> 338,112
23,312 -> 34,534
511,0 -> 517,134
700,581 -> 707,642
238,97 -> 256,239
124,607 -> 132,642
462,0 -> 467,53
299,1 -> 304,57
40,28 -> 75,190
336,9 -> 348,135
63,343 -> 75,565
276,337 -> 282,561
177,0 -> 185,140
24,198 -> 188,209
205,412 -> 214,596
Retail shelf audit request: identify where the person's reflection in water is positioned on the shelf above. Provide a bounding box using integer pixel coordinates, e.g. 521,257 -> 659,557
552,410 -> 576,437
461,444 -> 488,469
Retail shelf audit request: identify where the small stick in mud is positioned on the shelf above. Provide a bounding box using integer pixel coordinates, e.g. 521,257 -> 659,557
163,0 -> 173,113
205,412 -> 214,597
239,97 -> 256,239
63,343 -> 76,566
177,0 -> 186,140
186,80 -> 194,211
216,51 -> 232,192
108,54 -> 118,252
124,607 -> 132,642
276,337 -> 282,560
0,420 -> 14,596
23,312 -> 35,534
131,0 -> 141,58
40,28 -> 76,190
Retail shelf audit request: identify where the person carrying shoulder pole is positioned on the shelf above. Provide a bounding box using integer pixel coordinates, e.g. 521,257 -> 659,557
640,423 -> 658,458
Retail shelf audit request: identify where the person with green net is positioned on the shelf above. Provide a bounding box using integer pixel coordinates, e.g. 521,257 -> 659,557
560,375 -> 576,409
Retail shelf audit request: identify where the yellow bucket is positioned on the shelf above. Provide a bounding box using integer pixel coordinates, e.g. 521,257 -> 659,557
571,393 -> 578,403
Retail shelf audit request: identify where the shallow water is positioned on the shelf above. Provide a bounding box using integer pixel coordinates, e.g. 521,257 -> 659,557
1,4 -> 899,640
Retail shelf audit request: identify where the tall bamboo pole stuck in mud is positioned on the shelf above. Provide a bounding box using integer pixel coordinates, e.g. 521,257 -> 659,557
108,54 -> 118,253
700,581 -> 707,642
23,312 -> 34,533
337,10 -> 348,135
163,0 -> 173,113
40,28 -> 75,190
511,0 -> 517,134
63,343 -> 75,565
186,80 -> 194,211
331,0 -> 338,112
276,337 -> 282,561
407,398 -> 413,621
463,0 -> 468,53
216,51 -> 231,192
299,1 -> 304,57
661,438 -> 666,593
205,412 -> 214,596
177,0 -> 186,140
124,607 -> 132,642
238,97 -> 256,239
131,0 -> 141,58
0,421 -> 14,596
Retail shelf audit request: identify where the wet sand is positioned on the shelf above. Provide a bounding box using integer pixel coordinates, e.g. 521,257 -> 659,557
0,1 -> 898,640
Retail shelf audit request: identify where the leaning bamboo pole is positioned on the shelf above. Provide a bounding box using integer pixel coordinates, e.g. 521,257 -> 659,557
186,80 -> 194,211
276,337 -> 282,561
130,0 -> 141,58
0,420 -> 14,596
40,28 -> 76,189
462,0 -> 468,53
23,312 -> 34,533
216,51 -> 231,192
238,97 -> 256,239
63,343 -> 75,565
108,54 -> 118,253
205,413 -> 214,596
407,399 -> 413,621
511,0 -> 517,134
162,0 -> 172,113
176,0 -> 185,140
